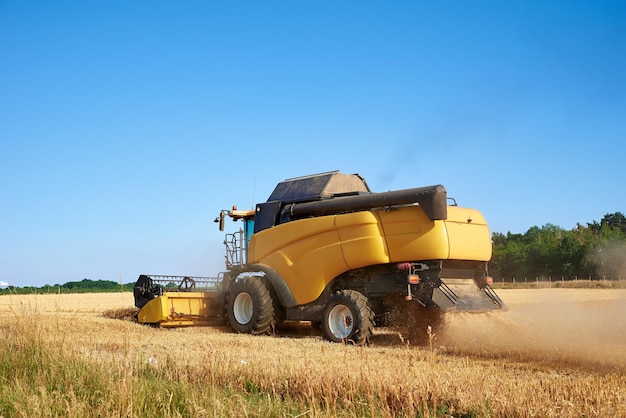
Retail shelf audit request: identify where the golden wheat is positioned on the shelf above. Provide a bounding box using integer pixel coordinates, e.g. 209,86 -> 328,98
1,289 -> 625,417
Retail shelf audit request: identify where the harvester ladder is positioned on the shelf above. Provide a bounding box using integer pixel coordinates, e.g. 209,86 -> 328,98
224,229 -> 246,267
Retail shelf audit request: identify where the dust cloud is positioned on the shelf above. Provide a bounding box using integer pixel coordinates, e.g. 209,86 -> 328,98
588,241 -> 626,280
437,289 -> 626,372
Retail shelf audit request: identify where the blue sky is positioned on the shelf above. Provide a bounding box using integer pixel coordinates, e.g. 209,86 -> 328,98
1,1 -> 625,287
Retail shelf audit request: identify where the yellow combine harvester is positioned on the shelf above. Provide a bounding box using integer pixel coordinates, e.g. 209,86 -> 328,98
134,171 -> 505,344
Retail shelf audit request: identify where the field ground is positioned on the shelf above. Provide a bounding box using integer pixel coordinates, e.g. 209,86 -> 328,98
1,288 -> 625,417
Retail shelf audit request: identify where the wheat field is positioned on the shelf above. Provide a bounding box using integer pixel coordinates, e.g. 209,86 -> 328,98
1,288 -> 625,417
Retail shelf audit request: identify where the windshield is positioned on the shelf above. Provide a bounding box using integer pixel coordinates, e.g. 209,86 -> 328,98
244,219 -> 255,243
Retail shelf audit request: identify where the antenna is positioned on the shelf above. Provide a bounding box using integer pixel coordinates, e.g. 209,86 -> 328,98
251,174 -> 257,210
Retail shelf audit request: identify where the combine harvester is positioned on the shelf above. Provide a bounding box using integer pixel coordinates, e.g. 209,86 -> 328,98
134,171 -> 505,345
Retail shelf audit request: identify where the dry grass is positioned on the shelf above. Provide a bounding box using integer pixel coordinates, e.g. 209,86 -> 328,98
1,289 -> 625,417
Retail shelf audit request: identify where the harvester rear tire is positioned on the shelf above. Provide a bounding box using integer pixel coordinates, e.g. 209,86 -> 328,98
227,277 -> 276,335
321,289 -> 374,345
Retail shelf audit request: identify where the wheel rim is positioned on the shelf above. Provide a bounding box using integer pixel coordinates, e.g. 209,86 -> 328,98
233,292 -> 253,324
327,304 -> 354,339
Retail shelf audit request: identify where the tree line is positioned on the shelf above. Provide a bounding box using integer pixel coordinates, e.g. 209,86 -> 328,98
0,278 -> 132,295
489,212 -> 626,281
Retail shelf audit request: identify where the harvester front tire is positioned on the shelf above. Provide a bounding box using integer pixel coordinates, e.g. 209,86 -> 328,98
227,278 -> 276,335
322,290 -> 374,345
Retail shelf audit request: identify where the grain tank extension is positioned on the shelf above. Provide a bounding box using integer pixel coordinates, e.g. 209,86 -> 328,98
134,171 -> 505,344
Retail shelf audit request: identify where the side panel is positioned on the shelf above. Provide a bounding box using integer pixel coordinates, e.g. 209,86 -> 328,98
377,206 -> 450,261
248,212 -> 390,305
248,216 -> 348,305
335,211 -> 389,269
444,206 -> 492,261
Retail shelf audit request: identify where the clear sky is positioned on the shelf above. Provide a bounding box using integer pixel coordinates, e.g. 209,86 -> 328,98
1,1 -> 625,287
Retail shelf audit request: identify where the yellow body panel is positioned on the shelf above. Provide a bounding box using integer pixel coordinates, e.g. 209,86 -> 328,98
248,205 -> 492,305
445,206 -> 492,261
335,211 -> 389,268
137,291 -> 220,326
249,216 -> 350,304
377,206 -> 451,261
378,205 -> 492,262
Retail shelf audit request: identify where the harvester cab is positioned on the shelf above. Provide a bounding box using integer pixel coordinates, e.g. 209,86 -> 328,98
134,170 -> 505,344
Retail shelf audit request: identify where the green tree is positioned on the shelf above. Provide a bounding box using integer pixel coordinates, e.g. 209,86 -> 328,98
490,214 -> 626,281
601,212 -> 626,234
490,232 -> 528,279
